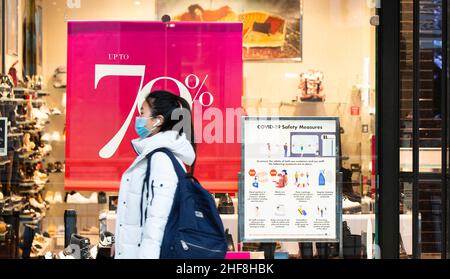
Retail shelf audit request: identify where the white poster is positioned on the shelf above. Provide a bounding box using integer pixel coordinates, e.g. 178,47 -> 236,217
240,117 -> 340,242
0,118 -> 7,156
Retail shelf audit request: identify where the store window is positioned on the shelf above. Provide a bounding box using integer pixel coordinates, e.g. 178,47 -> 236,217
0,0 -> 379,259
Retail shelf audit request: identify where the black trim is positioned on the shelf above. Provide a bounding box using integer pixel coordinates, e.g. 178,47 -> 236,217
1,0 -> 5,73
412,0 -> 420,259
377,0 -> 400,259
442,0 -> 448,260
441,0 -> 449,259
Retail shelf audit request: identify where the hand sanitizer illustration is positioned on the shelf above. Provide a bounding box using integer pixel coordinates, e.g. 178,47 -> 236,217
319,170 -> 326,186
252,176 -> 259,188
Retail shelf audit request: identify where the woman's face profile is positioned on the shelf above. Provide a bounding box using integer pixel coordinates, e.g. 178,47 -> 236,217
140,101 -> 161,133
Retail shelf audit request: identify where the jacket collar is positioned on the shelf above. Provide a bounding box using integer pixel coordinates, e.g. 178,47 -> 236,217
128,130 -> 196,170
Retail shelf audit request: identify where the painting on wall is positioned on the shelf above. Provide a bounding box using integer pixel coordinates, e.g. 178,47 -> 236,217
156,0 -> 303,61
6,0 -> 19,56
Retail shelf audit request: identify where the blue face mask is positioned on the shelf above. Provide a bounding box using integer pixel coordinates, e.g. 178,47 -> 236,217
135,116 -> 152,139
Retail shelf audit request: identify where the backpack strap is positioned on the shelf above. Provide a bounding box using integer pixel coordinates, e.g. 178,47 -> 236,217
140,148 -> 186,227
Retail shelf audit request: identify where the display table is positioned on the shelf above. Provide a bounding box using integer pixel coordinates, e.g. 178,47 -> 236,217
106,211 -> 413,257
221,214 -> 414,256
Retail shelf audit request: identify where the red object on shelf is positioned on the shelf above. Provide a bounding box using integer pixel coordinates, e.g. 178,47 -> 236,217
351,106 -> 360,116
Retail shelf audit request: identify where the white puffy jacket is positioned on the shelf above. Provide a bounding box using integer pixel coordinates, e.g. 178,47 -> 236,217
115,130 -> 195,259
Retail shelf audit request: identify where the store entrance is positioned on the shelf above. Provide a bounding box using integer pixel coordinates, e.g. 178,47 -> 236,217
377,0 -> 450,260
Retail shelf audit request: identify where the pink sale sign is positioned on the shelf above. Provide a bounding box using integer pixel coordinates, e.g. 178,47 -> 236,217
66,21 -> 243,191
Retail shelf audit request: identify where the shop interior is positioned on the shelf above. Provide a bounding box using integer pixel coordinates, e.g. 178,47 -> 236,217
0,0 -> 400,259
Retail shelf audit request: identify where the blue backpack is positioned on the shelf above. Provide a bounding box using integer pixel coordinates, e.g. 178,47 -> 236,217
143,148 -> 228,259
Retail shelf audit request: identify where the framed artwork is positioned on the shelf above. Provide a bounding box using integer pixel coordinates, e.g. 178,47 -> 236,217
6,0 -> 18,56
156,0 -> 303,61
0,117 -> 7,157
36,6 -> 43,66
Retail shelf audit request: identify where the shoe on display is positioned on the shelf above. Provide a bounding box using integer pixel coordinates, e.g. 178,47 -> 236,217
57,225 -> 65,235
55,161 -> 64,173
34,169 -> 49,179
99,231 -> 115,248
218,193 -> 235,214
40,144 -> 52,155
51,107 -> 62,115
32,107 -> 49,122
225,229 -> 235,252
11,194 -> 24,203
45,191 -> 54,204
94,231 -> 115,259
30,233 -> 52,258
343,196 -> 361,214
34,170 -> 49,185
98,192 -> 107,204
53,192 -> 63,204
0,222 -> 7,234
58,234 -> 92,260
41,133 -> 52,142
89,192 -> 98,203
51,131 -> 61,142
67,192 -> 97,204
44,251 -> 57,259
29,197 -> 46,210
46,162 -> 56,173
53,66 -> 67,89
40,104 -> 51,116
90,245 -> 99,259
36,193 -> 47,206
0,191 -> 3,200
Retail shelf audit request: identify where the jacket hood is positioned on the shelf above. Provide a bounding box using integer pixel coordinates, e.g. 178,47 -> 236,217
131,130 -> 196,166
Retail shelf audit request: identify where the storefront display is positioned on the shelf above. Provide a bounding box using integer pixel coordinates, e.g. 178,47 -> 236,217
6,0 -> 444,262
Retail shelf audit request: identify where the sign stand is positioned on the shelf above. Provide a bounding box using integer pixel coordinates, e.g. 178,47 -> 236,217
239,117 -> 343,258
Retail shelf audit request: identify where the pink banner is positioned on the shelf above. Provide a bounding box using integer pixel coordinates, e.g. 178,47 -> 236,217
67,21 -> 243,192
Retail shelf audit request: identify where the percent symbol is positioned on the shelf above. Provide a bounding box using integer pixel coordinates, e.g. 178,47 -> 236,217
184,74 -> 214,107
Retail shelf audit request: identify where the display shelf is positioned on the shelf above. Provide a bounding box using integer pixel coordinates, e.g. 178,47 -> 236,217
0,160 -> 11,166
18,186 -> 45,195
21,128 -> 45,134
13,88 -> 44,93
5,98 -> 46,104
15,120 -> 37,126
50,202 -> 101,206
12,88 -> 50,97
18,157 -> 44,164
279,100 -> 349,106
18,151 -> 39,159
7,133 -> 24,138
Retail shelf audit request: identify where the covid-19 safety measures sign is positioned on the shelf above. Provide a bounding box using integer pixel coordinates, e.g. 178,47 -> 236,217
239,117 -> 341,242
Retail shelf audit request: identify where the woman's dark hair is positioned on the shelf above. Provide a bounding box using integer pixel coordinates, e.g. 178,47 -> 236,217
145,90 -> 196,173
188,4 -> 204,19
